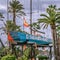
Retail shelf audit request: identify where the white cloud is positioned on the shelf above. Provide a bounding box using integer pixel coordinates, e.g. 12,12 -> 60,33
0,5 -> 7,10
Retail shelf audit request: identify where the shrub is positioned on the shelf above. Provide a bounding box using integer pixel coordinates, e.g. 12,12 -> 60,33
1,54 -> 16,60
37,55 -> 48,60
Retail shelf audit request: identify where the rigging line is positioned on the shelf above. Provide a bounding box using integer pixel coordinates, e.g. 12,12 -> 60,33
25,11 -> 39,14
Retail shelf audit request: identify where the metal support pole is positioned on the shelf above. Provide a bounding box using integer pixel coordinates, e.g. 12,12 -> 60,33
7,0 -> 9,20
30,0 -> 32,34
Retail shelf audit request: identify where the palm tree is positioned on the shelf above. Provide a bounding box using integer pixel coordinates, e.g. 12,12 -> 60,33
1,20 -> 21,50
38,5 -> 60,60
0,20 -> 21,42
6,20 -> 21,32
1,20 -> 21,34
9,0 -> 25,24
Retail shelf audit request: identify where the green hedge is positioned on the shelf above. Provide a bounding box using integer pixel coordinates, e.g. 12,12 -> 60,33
37,55 -> 48,60
1,55 -> 16,60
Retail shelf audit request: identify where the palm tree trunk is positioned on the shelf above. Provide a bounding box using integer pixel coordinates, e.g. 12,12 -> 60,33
13,10 -> 16,25
51,28 -> 57,60
0,39 -> 5,48
58,37 -> 60,55
56,35 -> 60,60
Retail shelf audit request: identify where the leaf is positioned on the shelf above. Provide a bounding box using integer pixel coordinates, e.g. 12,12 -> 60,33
56,16 -> 60,20
40,14 -> 49,19
0,13 -> 4,18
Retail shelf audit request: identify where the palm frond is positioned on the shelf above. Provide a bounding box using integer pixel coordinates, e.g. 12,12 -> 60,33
0,13 -> 4,18
40,14 -> 50,19
43,23 -> 48,29
17,11 -> 26,16
56,16 -> 60,21
38,18 -> 51,24
56,19 -> 60,24
31,22 -> 40,29
55,12 -> 60,17
6,20 -> 21,32
9,0 -> 24,11
9,0 -> 25,22
48,5 -> 56,9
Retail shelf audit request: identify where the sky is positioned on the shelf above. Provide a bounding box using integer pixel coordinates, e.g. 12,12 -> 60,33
0,0 -> 60,45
